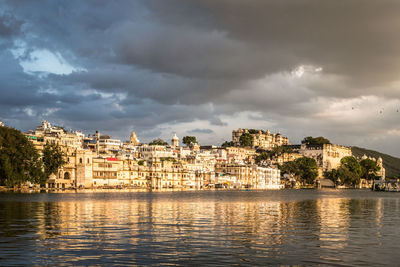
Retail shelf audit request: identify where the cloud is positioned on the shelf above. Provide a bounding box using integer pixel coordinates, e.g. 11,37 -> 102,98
0,1 -> 400,156
188,128 -> 214,134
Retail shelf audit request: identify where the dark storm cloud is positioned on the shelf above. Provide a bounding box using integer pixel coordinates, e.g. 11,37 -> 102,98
0,14 -> 22,38
146,0 -> 400,87
1,0 -> 400,155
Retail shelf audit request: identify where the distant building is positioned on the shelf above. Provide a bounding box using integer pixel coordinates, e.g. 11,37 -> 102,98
269,152 -> 303,166
297,143 -> 352,177
35,120 -> 64,135
232,128 -> 289,149
0,120 -> 4,127
98,135 -> 122,154
215,163 -> 282,189
225,146 -> 256,164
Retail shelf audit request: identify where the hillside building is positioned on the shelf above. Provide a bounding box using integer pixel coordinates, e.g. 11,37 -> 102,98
232,128 -> 289,149
297,143 -> 352,177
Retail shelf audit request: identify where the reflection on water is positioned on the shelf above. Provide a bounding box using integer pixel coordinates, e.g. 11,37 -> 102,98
1,190 -> 400,266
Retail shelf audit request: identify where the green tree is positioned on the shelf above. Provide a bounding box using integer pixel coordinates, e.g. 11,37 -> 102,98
256,146 -> 293,163
340,156 -> 362,177
42,143 -> 66,185
221,141 -> 235,147
360,158 -> 380,180
295,157 -> 319,185
337,166 -> 360,186
326,156 -> 363,187
149,138 -> 169,146
239,133 -> 253,147
0,127 -> 44,187
182,136 -> 197,146
247,129 -> 259,134
256,152 -> 271,163
302,136 -> 331,145
280,157 -> 318,185
324,169 -> 339,185
280,161 -> 298,177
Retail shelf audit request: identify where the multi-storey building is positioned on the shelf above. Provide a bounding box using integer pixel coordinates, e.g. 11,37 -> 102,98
269,152 -> 303,166
225,146 -> 256,164
296,143 -> 352,177
47,148 -> 95,189
92,157 -> 123,186
139,145 -> 178,159
215,163 -> 282,189
232,128 -> 289,149
98,136 -> 122,154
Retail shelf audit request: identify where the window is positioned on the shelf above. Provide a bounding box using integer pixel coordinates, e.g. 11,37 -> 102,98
79,158 -> 83,164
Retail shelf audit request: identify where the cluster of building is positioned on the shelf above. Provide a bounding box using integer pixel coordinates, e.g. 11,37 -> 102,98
22,122 -> 286,190
2,120 -> 386,189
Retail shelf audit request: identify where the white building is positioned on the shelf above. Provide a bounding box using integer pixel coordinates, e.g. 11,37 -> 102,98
139,145 -> 178,159
98,137 -> 122,153
255,166 -> 282,189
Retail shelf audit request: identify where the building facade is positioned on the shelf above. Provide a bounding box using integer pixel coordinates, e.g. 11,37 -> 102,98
232,128 -> 290,149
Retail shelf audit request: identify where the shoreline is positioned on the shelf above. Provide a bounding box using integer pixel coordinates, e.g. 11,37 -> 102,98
0,186 -> 372,194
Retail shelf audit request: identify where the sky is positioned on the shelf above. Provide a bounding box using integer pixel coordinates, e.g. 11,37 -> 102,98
1,0 -> 400,156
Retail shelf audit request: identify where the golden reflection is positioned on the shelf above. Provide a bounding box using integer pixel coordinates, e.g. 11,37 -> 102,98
317,198 -> 350,250
1,191 -> 399,266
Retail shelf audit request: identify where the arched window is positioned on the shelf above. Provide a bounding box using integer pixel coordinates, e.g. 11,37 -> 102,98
87,158 -> 90,164
64,172 -> 70,179
79,158 -> 82,164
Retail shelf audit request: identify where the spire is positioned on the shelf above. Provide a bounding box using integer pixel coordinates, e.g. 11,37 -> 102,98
172,133 -> 179,147
129,131 -> 140,145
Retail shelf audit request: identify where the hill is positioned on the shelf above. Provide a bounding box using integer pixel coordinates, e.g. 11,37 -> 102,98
351,146 -> 400,178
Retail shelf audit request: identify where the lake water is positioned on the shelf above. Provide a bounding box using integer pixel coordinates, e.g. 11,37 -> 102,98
0,189 -> 400,266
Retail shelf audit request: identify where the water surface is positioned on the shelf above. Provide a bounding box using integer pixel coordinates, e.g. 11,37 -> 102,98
0,189 -> 399,266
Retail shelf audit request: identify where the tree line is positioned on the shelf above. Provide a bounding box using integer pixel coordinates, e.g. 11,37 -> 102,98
324,156 -> 380,187
278,155 -> 381,187
0,126 -> 65,187
149,136 -> 198,146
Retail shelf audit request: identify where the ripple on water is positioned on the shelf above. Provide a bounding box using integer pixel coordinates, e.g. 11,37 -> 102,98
0,190 -> 400,265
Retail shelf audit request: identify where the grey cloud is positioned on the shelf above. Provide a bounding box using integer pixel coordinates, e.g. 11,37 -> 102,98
188,128 -> 214,134
1,1 -> 400,156
0,14 -> 23,37
143,0 -> 400,87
